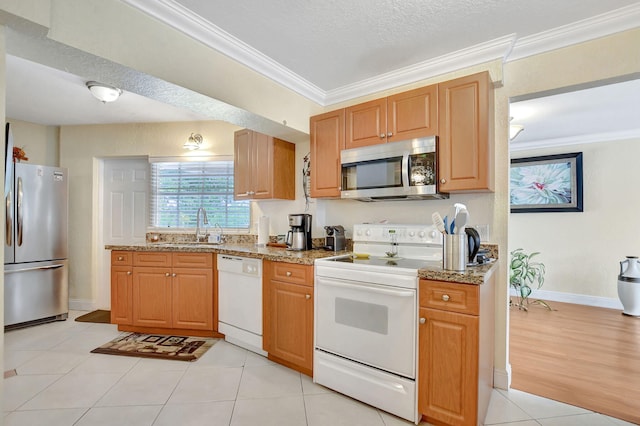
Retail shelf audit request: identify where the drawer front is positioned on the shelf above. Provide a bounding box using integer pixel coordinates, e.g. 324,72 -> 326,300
133,252 -> 172,267
270,262 -> 313,286
111,251 -> 132,266
172,252 -> 213,268
419,280 -> 479,315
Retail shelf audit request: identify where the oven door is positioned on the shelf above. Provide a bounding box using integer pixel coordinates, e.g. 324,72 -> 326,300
315,275 -> 416,379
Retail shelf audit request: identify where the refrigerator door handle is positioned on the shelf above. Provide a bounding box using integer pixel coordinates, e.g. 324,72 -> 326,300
17,176 -> 23,246
5,191 -> 11,246
5,264 -> 65,274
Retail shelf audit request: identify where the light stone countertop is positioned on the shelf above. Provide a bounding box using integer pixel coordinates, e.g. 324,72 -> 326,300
106,242 -> 498,285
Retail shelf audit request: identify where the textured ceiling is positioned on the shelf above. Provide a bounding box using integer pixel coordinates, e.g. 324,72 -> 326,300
172,0 -> 639,91
4,0 -> 640,148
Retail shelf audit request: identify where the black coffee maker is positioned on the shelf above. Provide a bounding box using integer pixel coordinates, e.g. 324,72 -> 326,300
286,214 -> 313,251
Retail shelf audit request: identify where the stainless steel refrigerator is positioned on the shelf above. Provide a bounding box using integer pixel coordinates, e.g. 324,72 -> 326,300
4,162 -> 69,328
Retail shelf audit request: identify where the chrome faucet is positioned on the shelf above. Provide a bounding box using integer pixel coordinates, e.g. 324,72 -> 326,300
195,207 -> 209,242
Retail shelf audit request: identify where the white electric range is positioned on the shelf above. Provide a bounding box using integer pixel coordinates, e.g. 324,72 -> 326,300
314,223 -> 443,424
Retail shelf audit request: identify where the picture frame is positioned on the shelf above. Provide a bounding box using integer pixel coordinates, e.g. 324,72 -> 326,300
510,152 -> 583,213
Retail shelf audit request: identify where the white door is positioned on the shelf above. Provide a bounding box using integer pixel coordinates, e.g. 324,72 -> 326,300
315,276 -> 417,378
97,158 -> 149,309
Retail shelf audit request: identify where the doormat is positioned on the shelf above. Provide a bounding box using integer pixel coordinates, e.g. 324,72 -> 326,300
91,332 -> 217,362
75,310 -> 111,323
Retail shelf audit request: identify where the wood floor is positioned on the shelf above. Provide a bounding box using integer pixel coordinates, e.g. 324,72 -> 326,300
509,300 -> 640,425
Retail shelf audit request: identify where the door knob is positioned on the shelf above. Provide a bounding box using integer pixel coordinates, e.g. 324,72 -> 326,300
442,294 -> 450,302
440,178 -> 447,184
419,318 -> 426,324
306,294 -> 311,300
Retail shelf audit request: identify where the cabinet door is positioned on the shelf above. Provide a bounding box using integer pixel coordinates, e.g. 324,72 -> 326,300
234,129 -> 252,200
110,266 -> 133,325
252,132 -> 274,199
419,307 -> 479,426
172,267 -> 213,330
310,109 -> 345,198
345,98 -> 387,149
267,280 -> 314,373
438,72 -> 492,192
132,267 -> 172,328
388,85 -> 438,142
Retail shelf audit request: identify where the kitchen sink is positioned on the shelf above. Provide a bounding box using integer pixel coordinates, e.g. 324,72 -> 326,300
149,242 -> 223,247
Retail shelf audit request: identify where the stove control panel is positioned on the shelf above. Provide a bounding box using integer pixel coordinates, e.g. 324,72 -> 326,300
353,224 -> 442,245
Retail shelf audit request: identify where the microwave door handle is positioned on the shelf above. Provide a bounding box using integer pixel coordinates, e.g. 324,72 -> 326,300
401,154 -> 410,188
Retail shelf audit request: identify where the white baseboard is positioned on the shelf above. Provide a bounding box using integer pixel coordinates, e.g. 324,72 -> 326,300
493,364 -> 511,390
509,288 -> 623,310
69,299 -> 97,312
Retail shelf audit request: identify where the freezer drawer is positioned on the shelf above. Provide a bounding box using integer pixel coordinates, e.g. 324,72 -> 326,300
4,259 -> 69,327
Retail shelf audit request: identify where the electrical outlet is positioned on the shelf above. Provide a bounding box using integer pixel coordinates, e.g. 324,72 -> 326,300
474,224 -> 490,242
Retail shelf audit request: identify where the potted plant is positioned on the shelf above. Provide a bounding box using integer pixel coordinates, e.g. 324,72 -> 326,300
509,248 -> 552,311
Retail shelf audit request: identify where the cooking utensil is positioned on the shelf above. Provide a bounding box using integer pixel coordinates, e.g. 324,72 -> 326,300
454,208 -> 468,234
432,212 -> 446,234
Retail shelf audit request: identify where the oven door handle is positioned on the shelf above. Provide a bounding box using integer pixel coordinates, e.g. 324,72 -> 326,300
318,277 -> 415,298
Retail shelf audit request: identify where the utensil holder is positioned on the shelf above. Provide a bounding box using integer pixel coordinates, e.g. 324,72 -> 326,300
443,233 -> 466,272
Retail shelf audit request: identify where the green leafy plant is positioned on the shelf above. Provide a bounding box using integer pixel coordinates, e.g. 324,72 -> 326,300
509,248 -> 551,311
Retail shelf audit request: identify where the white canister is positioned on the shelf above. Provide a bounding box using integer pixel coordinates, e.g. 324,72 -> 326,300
257,216 -> 269,246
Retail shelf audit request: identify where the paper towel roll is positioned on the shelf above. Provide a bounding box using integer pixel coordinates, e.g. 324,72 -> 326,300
257,216 -> 269,246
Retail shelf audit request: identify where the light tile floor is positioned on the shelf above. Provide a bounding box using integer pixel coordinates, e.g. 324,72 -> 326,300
3,311 -> 636,426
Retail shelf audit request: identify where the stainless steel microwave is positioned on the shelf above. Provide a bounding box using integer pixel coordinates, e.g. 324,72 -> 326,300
340,137 -> 448,201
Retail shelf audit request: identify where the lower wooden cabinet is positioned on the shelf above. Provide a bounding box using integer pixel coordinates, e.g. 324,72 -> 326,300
418,278 -> 495,426
110,251 -> 215,335
263,261 -> 314,376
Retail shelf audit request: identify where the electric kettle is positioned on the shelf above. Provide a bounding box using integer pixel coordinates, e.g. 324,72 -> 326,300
465,228 -> 481,264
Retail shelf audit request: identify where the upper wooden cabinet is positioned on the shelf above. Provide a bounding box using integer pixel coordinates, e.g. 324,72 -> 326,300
309,109 -> 345,198
234,129 -> 295,200
345,85 -> 438,149
437,72 -> 493,192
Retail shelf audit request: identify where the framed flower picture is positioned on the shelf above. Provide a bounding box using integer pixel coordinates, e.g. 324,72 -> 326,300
510,152 -> 583,213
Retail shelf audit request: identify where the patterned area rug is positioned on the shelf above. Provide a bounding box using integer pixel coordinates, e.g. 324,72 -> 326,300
91,332 -> 217,362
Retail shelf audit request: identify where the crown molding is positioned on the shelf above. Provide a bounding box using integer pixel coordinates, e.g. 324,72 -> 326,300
508,3 -> 640,62
121,0 -> 326,104
123,0 -> 639,106
509,129 -> 640,152
324,35 -> 514,105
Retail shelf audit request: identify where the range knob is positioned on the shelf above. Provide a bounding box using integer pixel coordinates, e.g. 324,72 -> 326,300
418,231 -> 426,238
408,231 -> 416,237
365,229 -> 371,236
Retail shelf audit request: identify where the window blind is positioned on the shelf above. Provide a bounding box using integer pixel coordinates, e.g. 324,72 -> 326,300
150,160 -> 250,230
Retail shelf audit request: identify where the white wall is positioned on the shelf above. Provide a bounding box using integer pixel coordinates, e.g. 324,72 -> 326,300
6,119 -> 59,166
510,137 -> 640,301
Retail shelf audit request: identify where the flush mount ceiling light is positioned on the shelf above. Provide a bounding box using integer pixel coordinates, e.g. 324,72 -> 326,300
183,133 -> 203,150
86,81 -> 122,103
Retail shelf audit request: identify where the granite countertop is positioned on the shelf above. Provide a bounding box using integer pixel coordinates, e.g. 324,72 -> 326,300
107,242 -> 498,285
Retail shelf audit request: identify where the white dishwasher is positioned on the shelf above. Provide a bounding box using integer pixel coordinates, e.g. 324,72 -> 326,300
217,254 -> 266,356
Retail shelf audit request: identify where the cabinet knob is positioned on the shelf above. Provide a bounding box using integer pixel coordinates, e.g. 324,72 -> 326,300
286,271 -> 292,277
306,294 -> 311,300
117,256 -> 124,261
165,272 -> 170,277
127,271 -> 132,275
172,273 -> 177,277
379,133 -> 385,139
387,132 -> 393,137
442,294 -> 450,302
419,317 -> 426,324
440,178 -> 447,184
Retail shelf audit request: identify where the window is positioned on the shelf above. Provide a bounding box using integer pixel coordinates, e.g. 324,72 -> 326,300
150,159 -> 250,230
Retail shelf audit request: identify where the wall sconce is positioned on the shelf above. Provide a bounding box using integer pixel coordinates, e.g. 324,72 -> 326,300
510,124 -> 524,140
183,133 -> 203,150
509,117 -> 524,141
86,81 -> 122,103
